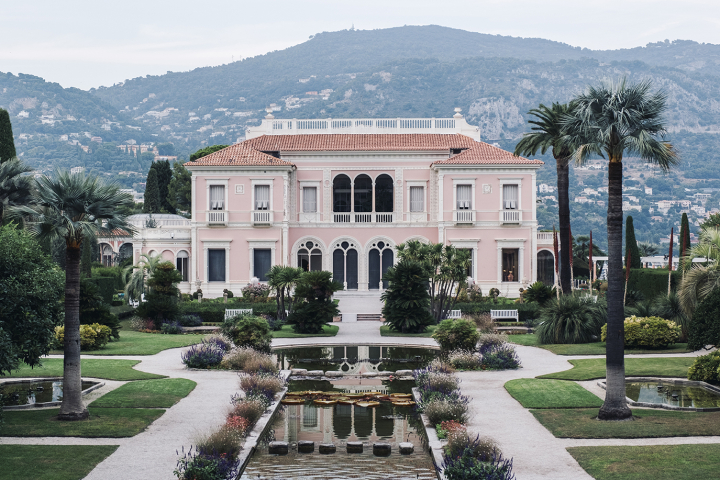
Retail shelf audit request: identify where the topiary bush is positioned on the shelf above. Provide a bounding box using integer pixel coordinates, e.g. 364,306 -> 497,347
432,318 -> 480,352
601,316 -> 681,348
688,287 -> 720,351
536,295 -> 604,344
136,261 -> 182,329
289,271 -> 341,334
687,351 -> 720,385
54,323 -> 111,350
221,315 -> 272,353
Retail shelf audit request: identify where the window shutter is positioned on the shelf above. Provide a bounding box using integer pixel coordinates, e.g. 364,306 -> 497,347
410,186 -> 424,212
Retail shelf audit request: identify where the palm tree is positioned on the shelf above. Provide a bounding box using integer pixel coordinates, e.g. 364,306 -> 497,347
515,103 -> 575,294
9,171 -> 134,420
123,253 -> 163,302
0,157 -> 34,222
637,242 -> 660,257
678,227 -> 720,316
563,79 -> 678,420
266,265 -> 304,321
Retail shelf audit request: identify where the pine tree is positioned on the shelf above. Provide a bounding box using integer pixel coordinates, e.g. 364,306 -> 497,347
625,216 -> 642,269
143,168 -> 161,213
680,212 -> 691,257
81,238 -> 92,278
0,108 -> 17,163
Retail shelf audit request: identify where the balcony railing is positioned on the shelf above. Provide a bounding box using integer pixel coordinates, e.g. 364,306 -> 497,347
332,212 -> 396,223
207,210 -> 227,225
537,232 -> 554,244
501,210 -> 521,223
334,213 -> 351,223
375,213 -> 394,223
253,210 -> 272,225
454,210 -> 475,223
355,213 -> 372,223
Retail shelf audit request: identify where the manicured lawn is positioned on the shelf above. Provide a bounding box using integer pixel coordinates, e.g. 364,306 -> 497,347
531,408 -> 720,438
511,334 -> 691,355
379,325 -> 438,337
1,407 -> 165,437
91,378 -> 196,408
538,357 -> 695,381
0,445 -> 119,480
504,379 -> 603,408
272,324 -> 339,338
5,359 -> 164,381
568,444 -> 720,480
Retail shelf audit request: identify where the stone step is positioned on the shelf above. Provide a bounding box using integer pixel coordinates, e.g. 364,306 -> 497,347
357,314 -> 382,321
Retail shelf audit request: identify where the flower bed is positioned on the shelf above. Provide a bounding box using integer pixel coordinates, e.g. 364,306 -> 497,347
413,360 -> 515,480
445,334 -> 522,371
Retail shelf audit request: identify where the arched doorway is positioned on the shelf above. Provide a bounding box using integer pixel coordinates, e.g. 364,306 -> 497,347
118,243 -> 133,265
101,244 -> 114,266
298,240 -> 322,271
333,174 -> 351,222
176,250 -> 189,282
537,250 -> 555,286
368,241 -> 394,290
374,174 -> 394,222
353,174 -> 372,222
332,241 -> 358,290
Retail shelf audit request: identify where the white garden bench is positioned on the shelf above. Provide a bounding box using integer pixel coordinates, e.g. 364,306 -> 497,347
446,310 -> 462,319
225,308 -> 253,320
491,309 -> 520,322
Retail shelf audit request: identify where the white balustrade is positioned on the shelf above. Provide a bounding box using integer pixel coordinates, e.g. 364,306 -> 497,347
374,213 -> 394,223
501,210 -> 521,223
334,213 -> 351,223
354,213 -> 372,223
454,210 -> 475,223
207,211 -> 227,225
537,232 -> 554,244
253,211 -> 272,224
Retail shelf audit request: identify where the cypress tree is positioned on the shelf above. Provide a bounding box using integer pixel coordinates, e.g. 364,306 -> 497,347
150,160 -> 175,214
680,212 -> 691,257
143,168 -> 161,213
0,108 -> 17,163
625,216 -> 642,269
81,239 -> 92,278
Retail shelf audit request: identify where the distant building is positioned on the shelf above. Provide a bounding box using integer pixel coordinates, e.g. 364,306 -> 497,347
91,136 -> 103,143
70,166 -> 85,175
645,187 -> 653,195
81,145 -> 90,153
59,135 -> 69,141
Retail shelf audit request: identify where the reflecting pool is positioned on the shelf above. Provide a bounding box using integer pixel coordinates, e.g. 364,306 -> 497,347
626,380 -> 720,409
0,380 -> 98,407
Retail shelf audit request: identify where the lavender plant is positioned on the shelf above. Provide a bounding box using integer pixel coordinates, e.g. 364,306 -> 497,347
181,343 -> 224,369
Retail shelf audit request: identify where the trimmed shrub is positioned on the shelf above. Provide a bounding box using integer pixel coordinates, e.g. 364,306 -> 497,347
161,321 -> 183,335
601,316 -> 681,348
536,295 -> 604,344
241,283 -> 271,302
54,323 -> 111,350
181,344 -> 224,369
86,276 -> 116,304
381,259 -> 435,333
432,318 -> 480,352
289,271 -> 341,334
221,315 -> 272,353
178,314 -> 203,327
688,287 -> 720,351
626,268 -> 681,301
136,261 -> 182,329
687,351 -> 720,385
480,344 -> 521,370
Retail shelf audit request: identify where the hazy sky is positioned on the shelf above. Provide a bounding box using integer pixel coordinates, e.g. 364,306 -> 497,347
3,0 -> 720,90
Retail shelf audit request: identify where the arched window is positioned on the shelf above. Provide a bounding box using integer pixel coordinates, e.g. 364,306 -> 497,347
333,175 -> 351,213
332,240 -> 358,290
374,174 -> 394,213
537,251 -> 555,286
101,245 -> 113,266
118,243 -> 133,264
298,241 -> 322,271
176,250 -> 189,282
353,174 -> 372,212
368,241 -> 394,289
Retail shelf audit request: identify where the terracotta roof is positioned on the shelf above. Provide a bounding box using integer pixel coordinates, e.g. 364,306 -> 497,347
185,144 -> 294,167
185,134 -> 542,167
433,142 -> 543,165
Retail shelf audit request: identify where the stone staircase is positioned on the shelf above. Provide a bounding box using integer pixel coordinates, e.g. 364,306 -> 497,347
357,313 -> 383,321
333,291 -> 383,322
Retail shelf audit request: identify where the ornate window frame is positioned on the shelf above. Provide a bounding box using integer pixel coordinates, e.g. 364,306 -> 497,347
247,239 -> 277,281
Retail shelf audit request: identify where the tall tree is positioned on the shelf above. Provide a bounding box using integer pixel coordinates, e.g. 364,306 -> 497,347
189,144 -> 229,161
0,108 -> 17,163
167,162 -> 192,214
143,168 -> 161,213
8,172 -> 133,420
150,160 -> 174,213
266,265 -> 304,322
680,212 -> 691,258
564,79 -> 678,420
0,158 -> 34,222
625,216 -> 642,269
515,103 -> 575,294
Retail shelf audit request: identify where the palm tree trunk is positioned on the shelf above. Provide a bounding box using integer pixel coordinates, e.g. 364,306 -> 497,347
598,160 -> 632,420
58,244 -> 89,421
556,158 -> 572,294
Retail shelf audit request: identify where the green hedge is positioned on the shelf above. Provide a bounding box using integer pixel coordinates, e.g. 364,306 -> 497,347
179,302 -> 277,323
626,269 -> 681,301
91,266 -> 125,290
454,302 -> 540,322
86,277 -> 115,304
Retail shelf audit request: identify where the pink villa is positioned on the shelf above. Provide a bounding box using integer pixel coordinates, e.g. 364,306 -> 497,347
99,110 -> 557,306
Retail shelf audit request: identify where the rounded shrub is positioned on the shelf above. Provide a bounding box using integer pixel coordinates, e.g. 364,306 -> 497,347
536,295 -> 604,344
54,323 -> 112,350
601,316 -> 681,348
432,318 -> 480,352
221,315 -> 272,353
687,351 -> 720,385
